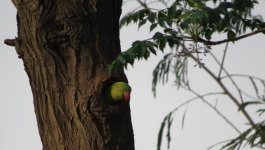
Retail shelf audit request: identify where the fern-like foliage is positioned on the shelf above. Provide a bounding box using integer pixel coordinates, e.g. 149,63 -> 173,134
109,0 -> 264,74
109,0 -> 265,149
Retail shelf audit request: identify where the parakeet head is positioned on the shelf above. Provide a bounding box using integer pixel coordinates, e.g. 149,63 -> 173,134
110,82 -> 131,102
103,81 -> 132,104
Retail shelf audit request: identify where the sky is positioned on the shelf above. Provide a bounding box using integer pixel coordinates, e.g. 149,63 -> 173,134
0,1 -> 265,150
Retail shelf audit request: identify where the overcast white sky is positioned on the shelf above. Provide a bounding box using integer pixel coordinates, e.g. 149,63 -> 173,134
1,1 -> 265,150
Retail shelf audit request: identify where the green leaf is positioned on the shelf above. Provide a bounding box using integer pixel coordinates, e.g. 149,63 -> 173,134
153,32 -> 168,51
119,12 -> 133,29
149,47 -> 157,55
227,29 -> 236,40
165,19 -> 173,27
168,39 -> 175,48
168,4 -> 177,19
181,105 -> 189,130
158,19 -> 166,28
138,19 -> 147,28
175,9 -> 183,19
139,43 -> 147,58
139,9 -> 147,20
164,28 -> 178,36
132,13 -> 139,23
158,11 -> 167,28
146,41 -> 157,55
159,37 -> 167,51
204,29 -> 213,40
150,23 -> 158,32
157,116 -> 168,150
158,11 -> 166,20
153,32 -> 164,41
148,12 -> 157,23
166,113 -> 173,149
143,50 -> 150,60
186,0 -> 204,9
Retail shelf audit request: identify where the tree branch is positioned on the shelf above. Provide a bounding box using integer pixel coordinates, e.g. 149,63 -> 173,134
165,91 -> 242,134
198,28 -> 265,45
170,92 -> 225,114
221,74 -> 265,82
209,51 -> 245,103
136,0 -> 149,9
186,50 -> 259,132
186,88 -> 242,134
4,39 -> 16,47
218,42 -> 229,78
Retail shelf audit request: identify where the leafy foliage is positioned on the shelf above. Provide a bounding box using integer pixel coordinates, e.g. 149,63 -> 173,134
221,120 -> 265,150
152,53 -> 189,97
110,0 -> 265,149
109,0 -> 264,73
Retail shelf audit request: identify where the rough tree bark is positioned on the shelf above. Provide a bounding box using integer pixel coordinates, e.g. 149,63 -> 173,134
9,0 -> 134,149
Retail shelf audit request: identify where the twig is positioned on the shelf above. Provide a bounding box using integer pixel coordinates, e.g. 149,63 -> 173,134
170,92 -> 225,114
209,51 -> 244,103
221,74 -> 265,82
188,51 -> 258,132
197,28 -> 265,45
207,139 -> 233,150
218,42 -> 229,78
221,74 -> 265,100
167,91 -> 242,133
186,88 -> 242,134
158,0 -> 169,7
136,0 -> 149,9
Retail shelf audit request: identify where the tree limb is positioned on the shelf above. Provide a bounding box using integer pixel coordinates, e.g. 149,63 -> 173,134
4,39 -> 16,47
198,28 -> 265,45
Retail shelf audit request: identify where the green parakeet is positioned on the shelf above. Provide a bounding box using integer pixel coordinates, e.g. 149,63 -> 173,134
103,82 -> 131,104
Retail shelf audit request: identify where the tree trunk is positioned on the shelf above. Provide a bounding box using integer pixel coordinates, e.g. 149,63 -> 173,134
11,0 -> 134,149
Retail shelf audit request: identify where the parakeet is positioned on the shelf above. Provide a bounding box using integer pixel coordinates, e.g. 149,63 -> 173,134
102,81 -> 131,104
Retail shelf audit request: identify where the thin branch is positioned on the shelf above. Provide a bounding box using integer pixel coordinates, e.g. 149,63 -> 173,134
187,50 -> 258,132
123,0 -> 157,13
249,77 -> 260,99
218,42 -> 229,78
207,139 -> 233,150
197,28 -> 265,45
240,90 -> 263,101
167,91 -> 242,134
221,74 -> 265,82
207,139 -> 265,150
170,92 -> 225,114
186,88 -> 242,134
209,51 -> 245,103
221,74 -> 265,101
136,0 -> 149,9
158,0 -> 169,7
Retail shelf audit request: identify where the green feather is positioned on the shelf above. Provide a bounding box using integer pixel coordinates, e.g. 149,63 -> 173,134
103,82 -> 131,104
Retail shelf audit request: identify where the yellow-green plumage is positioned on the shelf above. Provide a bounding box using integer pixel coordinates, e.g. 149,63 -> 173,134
103,82 -> 131,104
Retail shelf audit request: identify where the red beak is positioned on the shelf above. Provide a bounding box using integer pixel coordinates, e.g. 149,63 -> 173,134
123,91 -> 130,102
